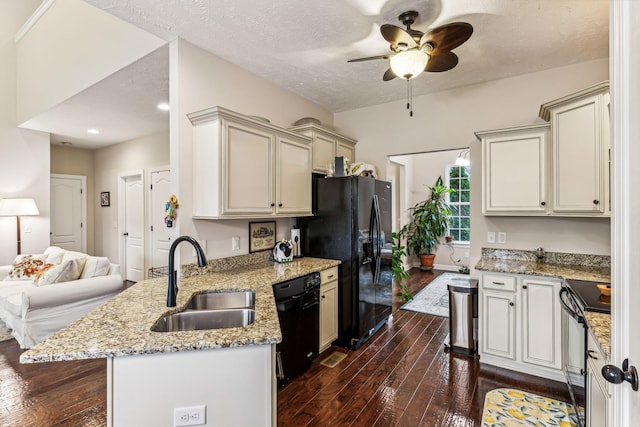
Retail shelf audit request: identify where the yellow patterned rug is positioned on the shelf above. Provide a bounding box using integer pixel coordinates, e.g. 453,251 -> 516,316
482,388 -> 581,426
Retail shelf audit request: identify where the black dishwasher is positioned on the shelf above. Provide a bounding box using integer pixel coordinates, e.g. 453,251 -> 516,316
273,272 -> 321,385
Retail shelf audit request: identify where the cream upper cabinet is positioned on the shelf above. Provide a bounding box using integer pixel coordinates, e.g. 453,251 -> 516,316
290,123 -> 357,174
189,106 -> 312,219
540,81 -> 610,215
476,124 -> 550,215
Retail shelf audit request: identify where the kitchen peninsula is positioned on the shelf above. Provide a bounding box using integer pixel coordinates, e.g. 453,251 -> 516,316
21,254 -> 339,427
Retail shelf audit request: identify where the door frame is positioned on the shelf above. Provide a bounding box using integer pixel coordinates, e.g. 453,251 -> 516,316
148,165 -> 170,274
118,169 -> 144,281
50,173 -> 87,253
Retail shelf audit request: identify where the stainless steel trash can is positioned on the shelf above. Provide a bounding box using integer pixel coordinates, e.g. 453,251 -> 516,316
447,278 -> 478,355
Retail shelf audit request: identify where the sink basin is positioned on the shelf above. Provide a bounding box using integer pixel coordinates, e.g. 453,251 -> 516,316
151,309 -> 255,332
184,290 -> 256,311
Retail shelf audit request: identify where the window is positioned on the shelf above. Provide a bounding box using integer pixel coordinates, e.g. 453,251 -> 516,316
446,165 -> 470,243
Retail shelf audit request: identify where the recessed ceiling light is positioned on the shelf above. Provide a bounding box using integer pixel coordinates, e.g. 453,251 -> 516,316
157,103 -> 170,111
87,129 -> 100,134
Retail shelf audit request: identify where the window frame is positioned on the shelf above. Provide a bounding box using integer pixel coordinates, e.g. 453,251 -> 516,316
445,164 -> 471,246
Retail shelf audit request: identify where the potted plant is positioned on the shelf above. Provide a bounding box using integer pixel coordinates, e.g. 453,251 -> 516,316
399,176 -> 454,270
391,232 -> 412,302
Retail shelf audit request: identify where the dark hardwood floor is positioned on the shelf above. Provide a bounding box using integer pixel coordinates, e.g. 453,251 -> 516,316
0,269 -> 573,426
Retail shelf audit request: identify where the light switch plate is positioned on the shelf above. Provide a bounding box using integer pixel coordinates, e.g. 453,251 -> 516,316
487,232 -> 496,243
498,232 -> 507,244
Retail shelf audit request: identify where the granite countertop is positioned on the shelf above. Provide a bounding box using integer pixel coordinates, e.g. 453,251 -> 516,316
475,258 -> 611,283
584,311 -> 611,359
20,257 -> 340,364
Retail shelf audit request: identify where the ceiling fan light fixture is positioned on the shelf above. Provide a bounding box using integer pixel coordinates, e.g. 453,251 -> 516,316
390,49 -> 429,80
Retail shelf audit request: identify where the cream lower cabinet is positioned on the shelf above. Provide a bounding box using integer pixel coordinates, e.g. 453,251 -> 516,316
189,106 -> 312,218
586,330 -> 610,427
476,124 -> 550,215
290,123 -> 357,174
319,266 -> 339,352
479,272 -> 563,381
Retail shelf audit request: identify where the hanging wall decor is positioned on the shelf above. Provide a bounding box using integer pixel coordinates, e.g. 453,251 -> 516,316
165,195 -> 178,227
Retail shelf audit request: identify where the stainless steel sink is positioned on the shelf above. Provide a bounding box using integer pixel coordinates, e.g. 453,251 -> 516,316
184,290 -> 255,311
151,309 -> 256,332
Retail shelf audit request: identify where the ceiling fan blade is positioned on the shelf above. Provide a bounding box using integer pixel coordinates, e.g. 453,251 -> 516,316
420,22 -> 473,54
347,54 -> 391,63
425,51 -> 459,72
380,24 -> 417,49
383,68 -> 397,81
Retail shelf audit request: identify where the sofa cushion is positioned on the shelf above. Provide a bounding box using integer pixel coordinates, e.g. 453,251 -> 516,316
34,258 -> 84,286
61,252 -> 87,277
44,246 -> 66,264
80,256 -> 111,279
6,255 -> 46,281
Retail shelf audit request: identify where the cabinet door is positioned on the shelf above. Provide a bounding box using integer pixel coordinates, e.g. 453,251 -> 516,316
480,125 -> 549,214
276,136 -> 312,215
521,278 -> 562,369
587,360 -> 608,427
552,94 -> 605,213
313,134 -> 335,173
480,289 -> 516,360
336,140 -> 355,164
224,121 -> 274,215
320,280 -> 338,353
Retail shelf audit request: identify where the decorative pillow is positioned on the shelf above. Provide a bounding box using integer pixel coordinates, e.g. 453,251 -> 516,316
33,263 -> 57,285
61,252 -> 87,279
80,256 -> 111,279
44,246 -> 66,265
6,254 -> 46,281
34,258 -> 84,286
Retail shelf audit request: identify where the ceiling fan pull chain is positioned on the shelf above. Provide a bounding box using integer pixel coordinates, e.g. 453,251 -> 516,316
407,80 -> 414,117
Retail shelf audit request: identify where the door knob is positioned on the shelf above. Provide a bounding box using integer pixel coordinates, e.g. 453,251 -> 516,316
602,358 -> 639,391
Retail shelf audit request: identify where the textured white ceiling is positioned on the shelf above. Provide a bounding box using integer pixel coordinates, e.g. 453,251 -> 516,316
23,0 -> 609,149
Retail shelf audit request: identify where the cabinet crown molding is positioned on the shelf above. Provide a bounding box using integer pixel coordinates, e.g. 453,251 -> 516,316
474,123 -> 550,141
539,81 -> 610,122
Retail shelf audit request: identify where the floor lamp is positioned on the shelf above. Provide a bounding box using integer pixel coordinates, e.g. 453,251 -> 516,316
0,198 -> 40,255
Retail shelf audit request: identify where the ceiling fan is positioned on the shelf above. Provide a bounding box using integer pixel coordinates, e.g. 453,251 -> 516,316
348,10 -> 473,81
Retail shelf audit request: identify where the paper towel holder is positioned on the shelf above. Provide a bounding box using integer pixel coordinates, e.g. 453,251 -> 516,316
291,228 -> 302,258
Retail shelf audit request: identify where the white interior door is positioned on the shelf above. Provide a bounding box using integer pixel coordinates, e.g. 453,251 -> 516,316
123,175 -> 144,282
150,168 -> 174,272
50,174 -> 86,252
611,1 -> 640,425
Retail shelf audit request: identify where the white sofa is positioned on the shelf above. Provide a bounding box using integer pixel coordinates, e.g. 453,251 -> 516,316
0,247 -> 123,348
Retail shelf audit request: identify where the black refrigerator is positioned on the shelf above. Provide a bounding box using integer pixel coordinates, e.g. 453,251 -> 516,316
297,176 -> 392,350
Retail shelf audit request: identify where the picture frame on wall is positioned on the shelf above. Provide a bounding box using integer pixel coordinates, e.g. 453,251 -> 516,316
101,192 -> 110,207
249,221 -> 276,253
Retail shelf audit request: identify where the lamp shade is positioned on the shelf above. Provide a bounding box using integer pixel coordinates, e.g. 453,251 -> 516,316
0,198 -> 40,216
390,50 -> 429,80
454,149 -> 470,167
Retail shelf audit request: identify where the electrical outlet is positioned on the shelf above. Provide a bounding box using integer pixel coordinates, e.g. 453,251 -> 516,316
487,232 -> 496,243
232,236 -> 240,251
498,232 -> 507,244
174,405 -> 206,426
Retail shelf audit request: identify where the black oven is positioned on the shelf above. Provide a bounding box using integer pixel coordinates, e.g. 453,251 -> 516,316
560,279 -> 611,427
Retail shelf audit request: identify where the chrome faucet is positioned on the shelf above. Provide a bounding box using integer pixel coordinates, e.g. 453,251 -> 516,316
167,236 -> 208,307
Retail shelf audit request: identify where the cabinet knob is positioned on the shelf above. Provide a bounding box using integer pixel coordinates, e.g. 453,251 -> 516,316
278,203 -> 283,207
322,295 -> 326,299
270,203 -> 275,207
522,285 -> 527,290
540,201 -> 546,206
593,200 -> 600,205
509,302 -> 514,306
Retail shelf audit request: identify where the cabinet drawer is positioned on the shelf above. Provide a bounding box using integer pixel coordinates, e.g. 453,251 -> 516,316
320,267 -> 338,284
482,274 -> 516,292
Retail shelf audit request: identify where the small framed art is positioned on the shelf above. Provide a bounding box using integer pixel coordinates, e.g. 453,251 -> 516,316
101,192 -> 110,207
249,221 -> 276,253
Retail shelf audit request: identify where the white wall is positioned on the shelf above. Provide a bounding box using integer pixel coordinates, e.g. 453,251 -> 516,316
93,131 -> 169,262
0,0 -> 51,265
335,58 -> 611,273
171,39 -> 334,262
15,0 -> 165,124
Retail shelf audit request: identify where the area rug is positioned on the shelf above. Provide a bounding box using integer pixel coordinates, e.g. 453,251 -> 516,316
0,319 -> 14,343
400,272 -> 470,317
482,388 -> 581,426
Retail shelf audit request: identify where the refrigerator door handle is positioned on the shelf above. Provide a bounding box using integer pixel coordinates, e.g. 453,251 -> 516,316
372,195 -> 382,284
